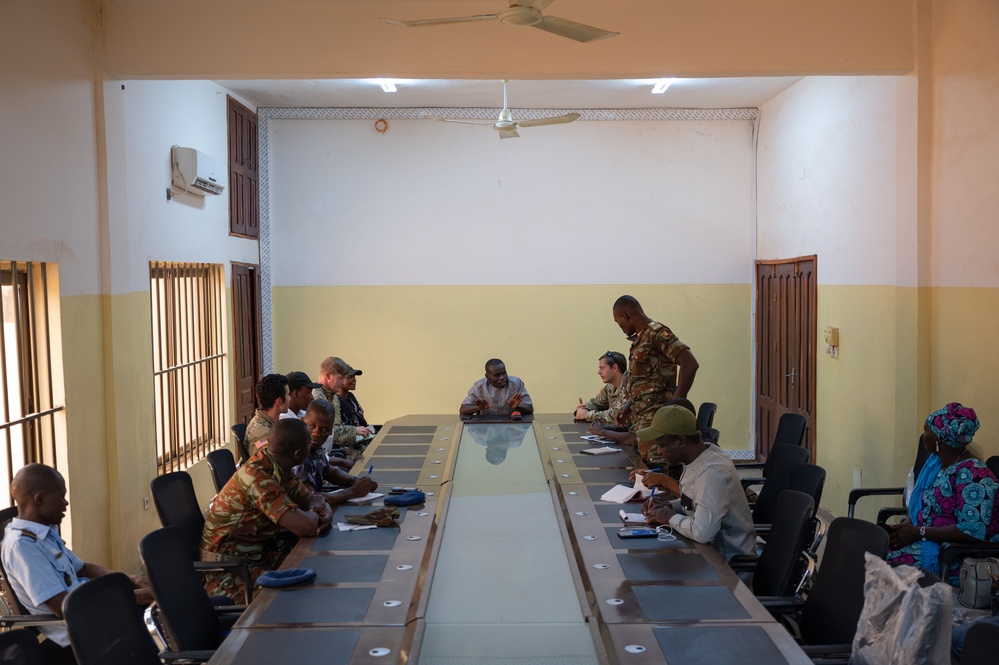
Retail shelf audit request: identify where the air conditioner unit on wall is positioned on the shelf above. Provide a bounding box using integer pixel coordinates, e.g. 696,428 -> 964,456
171,146 -> 226,196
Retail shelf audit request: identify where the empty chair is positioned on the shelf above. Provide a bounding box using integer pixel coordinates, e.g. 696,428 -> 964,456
230,423 -> 249,463
139,527 -> 241,653
149,471 -> 252,604
787,463 -> 827,554
749,444 -> 811,525
205,448 -> 237,493
761,517 -> 889,659
847,434 -> 931,522
0,629 -> 46,665
731,490 -> 814,597
739,413 -> 809,484
696,402 -> 717,429
63,572 -> 163,665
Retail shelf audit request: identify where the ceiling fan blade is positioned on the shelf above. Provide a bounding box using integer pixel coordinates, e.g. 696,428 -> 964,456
531,15 -> 618,42
424,115 -> 496,126
498,129 -> 521,140
381,14 -> 499,28
515,112 -> 581,128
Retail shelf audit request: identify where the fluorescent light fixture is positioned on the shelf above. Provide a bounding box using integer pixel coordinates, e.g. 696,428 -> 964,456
375,79 -> 398,93
651,78 -> 676,94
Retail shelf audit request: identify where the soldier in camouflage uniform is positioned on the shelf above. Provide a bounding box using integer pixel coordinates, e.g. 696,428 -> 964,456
200,419 -> 333,601
575,351 -> 628,424
243,373 -> 290,453
313,356 -> 374,461
612,295 -> 699,466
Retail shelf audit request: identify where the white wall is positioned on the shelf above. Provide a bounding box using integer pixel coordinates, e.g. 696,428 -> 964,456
268,118 -> 756,287
756,76 -> 914,287
103,80 -> 259,293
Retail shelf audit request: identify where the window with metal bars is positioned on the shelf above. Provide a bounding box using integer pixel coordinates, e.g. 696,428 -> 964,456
149,262 -> 228,474
0,261 -> 65,506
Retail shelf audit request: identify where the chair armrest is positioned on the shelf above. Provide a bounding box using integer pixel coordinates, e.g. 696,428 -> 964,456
727,553 -> 759,573
736,462 -> 765,471
756,596 -> 806,613
159,649 -> 217,664
800,644 -> 853,662
740,476 -> 765,490
876,507 -> 907,525
0,613 -> 62,627
846,486 -> 904,517
754,524 -> 772,538
938,541 -> 999,578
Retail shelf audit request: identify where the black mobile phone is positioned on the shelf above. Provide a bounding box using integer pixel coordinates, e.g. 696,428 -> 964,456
617,528 -> 658,539
389,487 -> 418,494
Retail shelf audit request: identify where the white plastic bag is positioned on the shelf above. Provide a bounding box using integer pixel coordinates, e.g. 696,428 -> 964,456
850,553 -> 953,665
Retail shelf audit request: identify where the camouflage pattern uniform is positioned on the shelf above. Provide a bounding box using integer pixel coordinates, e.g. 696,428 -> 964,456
200,448 -> 312,601
581,372 -> 629,424
625,321 -> 689,465
312,387 -> 366,460
244,409 -> 277,451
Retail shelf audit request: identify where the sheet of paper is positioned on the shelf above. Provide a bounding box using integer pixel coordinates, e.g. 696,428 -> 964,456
600,484 -> 640,503
619,509 -> 646,524
581,446 -> 621,455
346,492 -> 385,504
337,522 -> 377,531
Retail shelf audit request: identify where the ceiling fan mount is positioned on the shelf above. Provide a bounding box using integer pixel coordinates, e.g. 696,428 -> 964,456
498,6 -> 542,27
425,80 -> 580,140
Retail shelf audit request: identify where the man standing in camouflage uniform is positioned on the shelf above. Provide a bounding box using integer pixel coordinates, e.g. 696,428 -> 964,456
201,419 -> 333,601
574,351 -> 628,424
244,373 -> 290,453
612,295 -> 699,463
313,356 -> 374,460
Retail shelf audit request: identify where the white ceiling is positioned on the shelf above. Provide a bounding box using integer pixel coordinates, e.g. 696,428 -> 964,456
215,77 -> 803,110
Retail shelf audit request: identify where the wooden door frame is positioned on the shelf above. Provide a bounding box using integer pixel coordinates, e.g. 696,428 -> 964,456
755,255 -> 817,461
231,262 -> 262,425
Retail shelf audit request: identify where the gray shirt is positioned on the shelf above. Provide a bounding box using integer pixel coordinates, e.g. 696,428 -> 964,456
462,376 -> 532,414
666,444 -> 757,561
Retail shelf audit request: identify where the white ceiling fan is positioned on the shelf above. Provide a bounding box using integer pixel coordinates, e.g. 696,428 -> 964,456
424,80 -> 580,140
381,0 -> 618,44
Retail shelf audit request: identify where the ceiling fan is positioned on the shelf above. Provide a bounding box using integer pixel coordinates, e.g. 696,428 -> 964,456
424,80 -> 580,140
381,0 -> 618,44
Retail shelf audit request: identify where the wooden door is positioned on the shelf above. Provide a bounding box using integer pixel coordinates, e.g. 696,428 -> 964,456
756,256 -> 817,460
231,263 -> 262,425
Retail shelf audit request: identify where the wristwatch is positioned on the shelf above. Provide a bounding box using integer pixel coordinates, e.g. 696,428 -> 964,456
919,525 -> 927,540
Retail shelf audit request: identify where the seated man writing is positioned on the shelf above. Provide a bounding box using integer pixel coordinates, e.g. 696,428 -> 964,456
574,351 -> 628,424
296,400 -> 378,505
2,464 -> 153,663
201,418 -> 334,601
459,358 -> 533,417
636,405 -> 756,562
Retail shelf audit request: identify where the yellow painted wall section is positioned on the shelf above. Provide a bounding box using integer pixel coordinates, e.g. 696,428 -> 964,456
58,294 -> 112,564
815,285 -> 924,521
929,287 -> 999,463
271,284 -> 752,452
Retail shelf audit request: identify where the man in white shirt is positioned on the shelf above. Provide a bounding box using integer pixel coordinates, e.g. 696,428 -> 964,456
636,405 -> 756,562
281,371 -> 321,420
459,359 -> 533,417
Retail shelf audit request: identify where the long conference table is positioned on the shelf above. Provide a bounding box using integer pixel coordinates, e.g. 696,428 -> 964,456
207,414 -> 812,665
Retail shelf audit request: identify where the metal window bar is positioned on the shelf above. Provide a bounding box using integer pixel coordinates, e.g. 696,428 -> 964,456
0,261 -> 65,503
149,262 -> 228,474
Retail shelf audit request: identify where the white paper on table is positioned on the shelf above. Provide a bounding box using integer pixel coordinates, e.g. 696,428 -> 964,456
337,522 -> 378,531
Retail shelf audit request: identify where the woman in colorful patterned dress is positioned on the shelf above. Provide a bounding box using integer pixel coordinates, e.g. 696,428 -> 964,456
886,403 -> 999,584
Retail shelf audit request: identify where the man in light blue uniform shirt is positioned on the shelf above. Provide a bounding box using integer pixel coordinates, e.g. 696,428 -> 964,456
1,464 -> 152,661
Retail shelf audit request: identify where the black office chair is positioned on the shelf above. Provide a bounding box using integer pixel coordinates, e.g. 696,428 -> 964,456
762,517 -> 890,658
149,472 -> 252,604
748,445 -> 811,525
961,621 -> 999,665
0,507 -> 63,633
696,402 -> 717,429
787,463 -> 826,555
0,629 -> 46,665
205,448 -> 237,493
139,527 -> 242,654
63,572 -> 212,665
730,490 -> 814,597
739,413 -> 809,486
230,423 -> 249,463
847,434 -> 931,523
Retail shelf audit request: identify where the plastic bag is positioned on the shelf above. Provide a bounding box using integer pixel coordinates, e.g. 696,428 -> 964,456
903,467 -> 915,508
850,553 -> 953,665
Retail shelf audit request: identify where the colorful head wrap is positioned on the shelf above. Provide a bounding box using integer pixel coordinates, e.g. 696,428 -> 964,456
925,402 -> 980,448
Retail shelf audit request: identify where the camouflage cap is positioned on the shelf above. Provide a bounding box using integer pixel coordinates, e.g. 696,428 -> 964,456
636,405 -> 699,441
